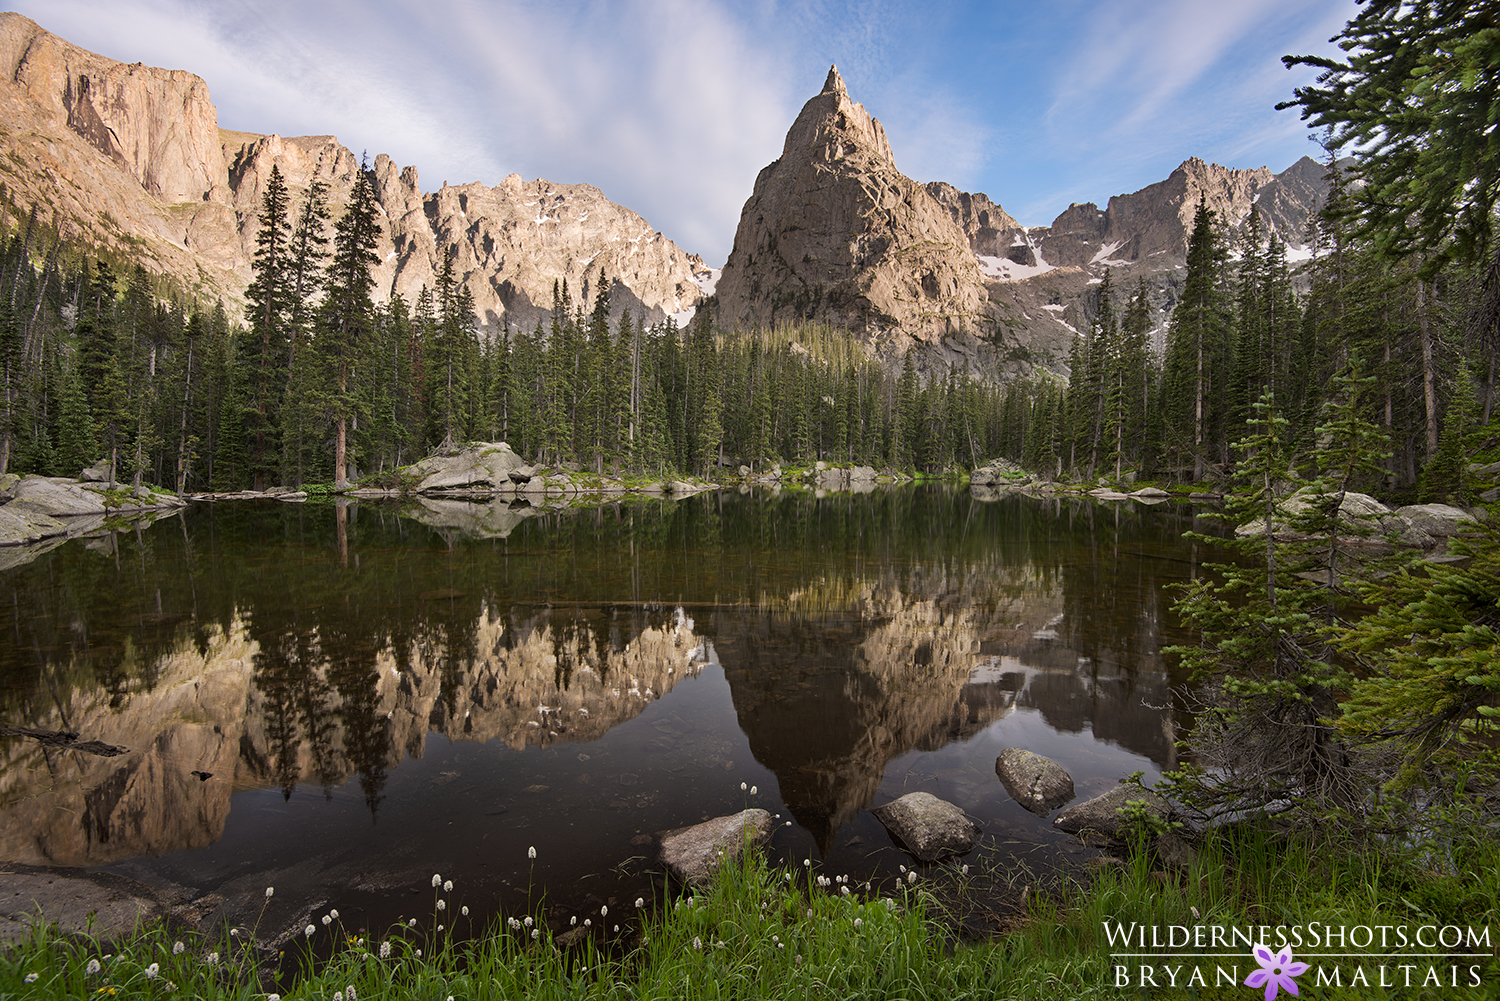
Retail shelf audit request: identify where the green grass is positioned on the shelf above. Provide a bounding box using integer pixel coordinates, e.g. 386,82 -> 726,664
5,822 -> 1498,1000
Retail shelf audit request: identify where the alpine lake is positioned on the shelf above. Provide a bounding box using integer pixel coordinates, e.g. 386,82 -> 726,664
0,484 -> 1227,945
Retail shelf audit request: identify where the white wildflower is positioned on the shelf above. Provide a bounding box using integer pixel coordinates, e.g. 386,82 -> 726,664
523,916 -> 533,928
584,919 -> 591,928
267,995 -> 280,1001
898,865 -> 906,874
173,941 -> 185,955
531,929 -> 539,940
750,786 -> 758,795
230,929 -> 240,937
841,886 -> 850,896
305,925 -> 316,937
613,925 -> 619,933
692,936 -> 702,950
322,915 -> 332,926
379,941 -> 391,959
24,973 -> 38,983
437,925 -> 443,932
571,916 -> 577,926
334,991 -> 344,1001
265,887 -> 275,899
1191,906 -> 1201,921
347,987 -> 357,1001
961,865 -> 969,875
635,897 -> 644,908
145,963 -> 160,979
803,858 -> 810,867
806,908 -> 814,919
330,909 -> 339,920
408,918 -> 417,928
461,906 -> 469,917
436,900 -> 446,912
432,874 -> 442,888
443,881 -> 452,893
415,950 -> 421,958
854,918 -> 862,928
740,782 -> 747,791
86,959 -> 101,975
528,846 -> 537,860
600,905 -> 607,918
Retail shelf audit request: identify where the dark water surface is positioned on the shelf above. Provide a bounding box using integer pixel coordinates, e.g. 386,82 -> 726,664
0,486 -> 1222,941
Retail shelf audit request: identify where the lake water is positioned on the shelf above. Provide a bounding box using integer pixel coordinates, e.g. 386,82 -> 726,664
0,486 -> 1222,943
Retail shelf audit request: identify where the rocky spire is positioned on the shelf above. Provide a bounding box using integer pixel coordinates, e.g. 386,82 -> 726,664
714,67 -> 992,357
823,64 -> 846,95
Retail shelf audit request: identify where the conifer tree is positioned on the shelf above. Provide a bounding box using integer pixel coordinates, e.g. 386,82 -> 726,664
321,162 -> 382,486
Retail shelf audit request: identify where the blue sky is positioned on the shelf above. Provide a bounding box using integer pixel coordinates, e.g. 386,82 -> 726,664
15,0 -> 1358,265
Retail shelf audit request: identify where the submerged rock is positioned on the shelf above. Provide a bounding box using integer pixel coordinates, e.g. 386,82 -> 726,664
994,748 -> 1075,816
1053,783 -> 1171,840
658,809 -> 773,887
871,791 -> 980,861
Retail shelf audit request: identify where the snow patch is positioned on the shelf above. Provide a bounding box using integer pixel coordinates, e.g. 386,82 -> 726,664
1089,241 -> 1123,264
977,251 -> 1055,282
692,268 -> 721,296
1041,303 -> 1067,313
1283,244 -> 1317,263
1086,277 -> 1103,285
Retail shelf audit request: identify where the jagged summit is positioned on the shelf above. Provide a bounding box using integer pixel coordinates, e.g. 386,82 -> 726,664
0,11 -> 706,331
715,68 -> 991,361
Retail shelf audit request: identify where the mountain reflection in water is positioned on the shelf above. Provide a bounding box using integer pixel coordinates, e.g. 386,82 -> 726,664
0,488 -> 1219,933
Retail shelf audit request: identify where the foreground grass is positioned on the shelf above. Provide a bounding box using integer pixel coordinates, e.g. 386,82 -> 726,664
5,822 -> 1498,1000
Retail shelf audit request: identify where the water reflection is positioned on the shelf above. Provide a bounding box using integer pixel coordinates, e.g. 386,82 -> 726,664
0,489 -> 1219,930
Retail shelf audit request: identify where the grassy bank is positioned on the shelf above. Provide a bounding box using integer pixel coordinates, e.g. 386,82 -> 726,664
4,821 -> 1498,1000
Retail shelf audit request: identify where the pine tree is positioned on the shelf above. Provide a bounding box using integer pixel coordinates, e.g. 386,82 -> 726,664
321,162 -> 382,485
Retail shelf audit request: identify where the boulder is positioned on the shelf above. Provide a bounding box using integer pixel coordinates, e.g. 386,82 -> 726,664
409,443 -> 526,493
1054,783 -> 1171,840
871,791 -> 980,861
658,809 -> 773,887
848,465 -> 877,482
79,457 -> 115,482
8,477 -> 107,516
1394,504 -> 1476,538
0,505 -> 68,546
994,749 -> 1075,816
509,464 -> 537,483
1088,487 -> 1130,500
1131,486 -> 1170,499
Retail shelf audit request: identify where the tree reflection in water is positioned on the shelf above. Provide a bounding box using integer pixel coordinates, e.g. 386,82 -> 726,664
0,487 -> 1223,931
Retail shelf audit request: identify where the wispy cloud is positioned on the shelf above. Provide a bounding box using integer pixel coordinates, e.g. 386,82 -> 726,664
7,0 -> 1364,257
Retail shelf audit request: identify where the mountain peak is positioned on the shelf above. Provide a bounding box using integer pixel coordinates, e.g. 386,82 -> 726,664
823,64 -> 846,96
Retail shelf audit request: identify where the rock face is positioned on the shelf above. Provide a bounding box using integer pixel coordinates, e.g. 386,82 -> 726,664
994,748 -> 1074,816
870,791 -> 980,861
0,13 -> 706,332
1034,158 -> 1282,267
714,67 -> 993,354
924,182 -> 1025,260
658,809 -> 773,887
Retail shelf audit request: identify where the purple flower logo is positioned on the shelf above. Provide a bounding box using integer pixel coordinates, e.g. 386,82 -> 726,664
1245,944 -> 1308,1000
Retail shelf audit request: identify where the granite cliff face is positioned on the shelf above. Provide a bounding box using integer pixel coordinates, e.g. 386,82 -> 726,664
714,67 -> 994,359
0,13 -> 706,331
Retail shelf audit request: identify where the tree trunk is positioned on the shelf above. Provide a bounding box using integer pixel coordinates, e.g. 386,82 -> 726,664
1418,278 -> 1438,459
